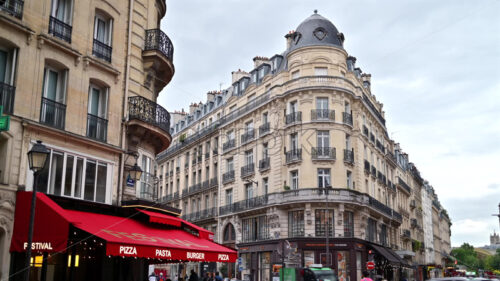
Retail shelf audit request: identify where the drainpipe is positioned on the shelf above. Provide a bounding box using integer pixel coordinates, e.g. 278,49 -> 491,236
118,0 -> 135,205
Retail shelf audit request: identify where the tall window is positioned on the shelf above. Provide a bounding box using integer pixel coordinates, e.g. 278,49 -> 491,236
242,216 -> 269,242
262,143 -> 269,159
317,131 -> 329,148
380,224 -> 388,246
49,0 -> 73,42
225,189 -> 233,205
288,210 -> 304,237
93,11 -> 113,61
87,84 -> 108,141
345,134 -> 351,150
290,170 -> 299,190
343,211 -> 354,237
289,100 -> 298,114
140,155 -> 153,199
344,101 -> 351,113
314,67 -> 328,76
315,209 -> 334,237
262,112 -> 268,124
245,183 -> 253,199
263,178 -> 268,195
290,133 -> 298,150
41,65 -> 67,129
245,150 -> 253,166
0,45 -> 17,114
35,146 -> 110,203
213,192 -> 217,209
346,171 -> 352,189
366,218 -> 377,242
318,168 -> 331,188
316,97 -> 328,110
226,157 -> 234,172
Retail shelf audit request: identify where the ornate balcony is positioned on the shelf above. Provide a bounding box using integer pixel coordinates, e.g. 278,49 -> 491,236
0,0 -> 23,19
127,96 -> 171,153
241,129 -> 255,144
222,170 -> 235,184
86,114 -> 108,142
259,122 -> 270,136
285,112 -> 302,125
259,157 -> 270,171
311,147 -> 336,160
342,112 -> 353,126
286,149 -> 302,164
241,163 -> 255,178
92,39 -> 112,62
311,109 -> 335,121
40,97 -> 66,130
223,139 -> 235,152
48,16 -> 72,43
143,29 -> 175,91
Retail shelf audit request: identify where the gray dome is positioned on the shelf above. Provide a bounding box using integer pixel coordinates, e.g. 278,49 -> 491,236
289,11 -> 344,52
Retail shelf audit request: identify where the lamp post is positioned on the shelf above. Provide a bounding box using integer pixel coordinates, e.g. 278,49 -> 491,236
322,185 -> 332,267
129,162 -> 143,182
25,140 -> 49,281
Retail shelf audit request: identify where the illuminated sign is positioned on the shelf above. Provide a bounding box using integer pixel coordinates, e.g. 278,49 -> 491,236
23,242 -> 53,250
187,252 -> 205,260
119,246 -> 137,255
155,249 -> 172,258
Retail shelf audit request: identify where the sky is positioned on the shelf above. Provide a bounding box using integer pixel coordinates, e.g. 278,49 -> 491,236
158,0 -> 500,247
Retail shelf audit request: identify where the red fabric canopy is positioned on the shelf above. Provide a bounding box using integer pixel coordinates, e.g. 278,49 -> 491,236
10,192 -> 236,263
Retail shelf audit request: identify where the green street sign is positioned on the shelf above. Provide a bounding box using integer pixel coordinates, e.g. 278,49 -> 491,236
0,106 -> 10,132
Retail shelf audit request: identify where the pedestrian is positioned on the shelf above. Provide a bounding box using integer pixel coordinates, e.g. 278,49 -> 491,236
189,270 -> 199,281
215,272 -> 223,281
149,272 -> 158,281
159,272 -> 166,281
202,272 -> 211,281
361,271 -> 374,281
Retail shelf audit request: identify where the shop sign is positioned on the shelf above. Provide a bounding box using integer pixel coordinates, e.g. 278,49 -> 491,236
0,106 -> 10,132
23,242 -> 53,251
187,252 -> 205,260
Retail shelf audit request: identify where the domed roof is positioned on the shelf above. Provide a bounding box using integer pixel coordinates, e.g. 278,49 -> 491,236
288,11 -> 344,52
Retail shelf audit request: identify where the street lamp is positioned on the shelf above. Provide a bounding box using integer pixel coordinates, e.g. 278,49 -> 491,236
25,140 -> 49,281
129,163 -> 143,182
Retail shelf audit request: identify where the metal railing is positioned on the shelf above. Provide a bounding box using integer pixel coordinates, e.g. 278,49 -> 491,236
343,149 -> 354,164
311,109 -> 335,121
222,170 -> 235,184
398,177 -> 412,193
48,16 -> 72,43
128,96 -> 171,133
0,0 -> 23,19
86,114 -> 108,142
259,157 -> 270,171
259,122 -> 270,135
241,129 -> 255,144
222,139 -> 235,152
311,147 -> 336,160
285,111 -> 302,125
144,29 -> 174,62
402,229 -> 411,238
241,163 -> 255,178
219,195 -> 269,216
342,112 -> 353,126
0,82 -> 15,114
209,177 -> 218,188
40,97 -> 66,129
286,148 -> 302,163
92,39 -> 112,62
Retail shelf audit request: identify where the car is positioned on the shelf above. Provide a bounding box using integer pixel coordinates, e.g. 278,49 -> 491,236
429,278 -> 470,281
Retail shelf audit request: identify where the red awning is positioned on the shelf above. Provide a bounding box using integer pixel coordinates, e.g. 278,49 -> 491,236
10,192 -> 236,263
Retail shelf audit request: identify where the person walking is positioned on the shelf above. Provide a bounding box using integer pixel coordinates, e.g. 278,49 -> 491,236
189,270 -> 199,281
149,272 -> 158,281
214,272 -> 223,281
361,271 -> 374,281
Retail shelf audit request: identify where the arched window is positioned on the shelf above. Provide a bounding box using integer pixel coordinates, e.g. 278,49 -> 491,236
223,223 -> 235,243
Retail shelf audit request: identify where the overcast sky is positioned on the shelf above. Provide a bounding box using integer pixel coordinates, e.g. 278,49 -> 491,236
158,0 -> 500,247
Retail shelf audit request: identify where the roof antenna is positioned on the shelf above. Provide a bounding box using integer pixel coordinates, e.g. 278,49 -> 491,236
314,9 -> 318,14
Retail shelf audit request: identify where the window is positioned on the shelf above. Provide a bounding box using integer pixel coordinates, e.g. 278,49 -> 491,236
227,130 -> 235,141
225,189 -> 233,205
290,133 -> 298,150
345,101 -> 351,113
245,183 -> 253,199
289,100 -> 298,114
345,134 -> 351,150
290,170 -> 299,190
184,175 -> 188,188
288,210 -> 304,237
262,112 -> 268,124
213,192 -> 217,209
366,218 -> 377,242
251,71 -> 257,83
242,216 -> 269,242
262,143 -> 269,159
317,169 -> 331,188
41,65 -> 67,129
317,131 -> 329,148
87,84 -> 108,141
233,83 -> 238,95
245,121 -> 254,133
291,70 -> 300,79
380,224 -> 388,246
263,178 -> 268,195
314,67 -> 327,76
316,97 -> 328,110
226,157 -> 234,172
140,155 -> 154,200
93,12 -> 113,62
245,150 -> 253,166
343,211 -> 354,237
0,45 -> 17,114
35,146 -> 111,203
315,209 -> 334,237
347,171 -> 352,189
49,0 -> 73,42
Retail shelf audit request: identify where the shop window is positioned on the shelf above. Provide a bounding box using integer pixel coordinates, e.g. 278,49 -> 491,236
223,223 -> 235,243
315,209 -> 334,237
343,211 -> 354,237
288,210 -> 304,237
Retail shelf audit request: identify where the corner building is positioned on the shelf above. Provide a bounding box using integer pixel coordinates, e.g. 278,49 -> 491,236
0,0 -> 179,280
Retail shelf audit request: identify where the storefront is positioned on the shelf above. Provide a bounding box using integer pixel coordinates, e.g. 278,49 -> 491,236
237,238 -> 407,281
9,192 -> 237,281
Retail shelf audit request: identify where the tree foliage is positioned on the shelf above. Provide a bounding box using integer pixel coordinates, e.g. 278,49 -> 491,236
451,244 -> 500,271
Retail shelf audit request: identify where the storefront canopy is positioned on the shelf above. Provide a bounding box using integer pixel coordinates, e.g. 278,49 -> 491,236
10,192 -> 236,263
370,244 -> 409,266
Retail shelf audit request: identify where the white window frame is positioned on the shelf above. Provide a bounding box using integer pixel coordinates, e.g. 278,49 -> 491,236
43,66 -> 67,103
314,67 -> 328,76
88,84 -> 108,118
318,168 -> 331,188
317,131 -> 329,148
94,12 -> 113,46
245,150 -> 253,166
51,0 -> 73,23
290,170 -> 299,190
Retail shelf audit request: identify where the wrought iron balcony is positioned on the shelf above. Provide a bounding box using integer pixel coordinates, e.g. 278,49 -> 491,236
204,152 -> 210,159
312,147 -> 336,160
48,16 -> 72,43
364,160 -> 370,173
286,148 -> 302,164
209,177 -> 218,188
362,125 -> 369,137
219,194 -> 269,216
92,39 -> 112,62
402,229 -> 411,239
188,183 -> 201,194
241,129 -> 255,144
259,157 -> 270,171
285,111 -> 302,125
411,218 -> 418,228
144,29 -> 174,62
0,82 -> 15,114
40,97 -> 66,130
342,112 -> 353,126
259,122 -> 270,136
86,114 -> 108,142
222,139 -> 235,152
202,180 -> 209,189
222,170 -> 235,184
241,163 -> 255,178
398,177 -> 412,193
0,0 -> 23,19
311,109 -> 335,121
128,96 -> 170,133
343,149 -> 354,164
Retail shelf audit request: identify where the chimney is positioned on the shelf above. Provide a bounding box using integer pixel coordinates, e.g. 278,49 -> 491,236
231,69 -> 248,83
189,103 -> 198,114
253,56 -> 269,68
285,31 -> 294,49
207,91 -> 216,102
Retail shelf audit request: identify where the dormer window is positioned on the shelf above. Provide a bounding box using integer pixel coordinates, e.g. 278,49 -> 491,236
233,83 -> 239,96
251,71 -> 257,83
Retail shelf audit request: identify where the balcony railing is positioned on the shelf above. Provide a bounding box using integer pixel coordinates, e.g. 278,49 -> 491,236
0,82 -> 15,114
222,139 -> 235,152
311,109 -> 335,121
40,97 -> 66,129
342,112 -> 353,126
259,157 -> 270,171
48,16 -> 72,43
343,149 -> 354,164
139,172 -> 158,201
204,152 -> 210,160
188,183 -> 201,194
286,148 -> 302,164
222,170 -> 235,184
402,229 -> 411,238
0,0 -> 23,19
92,39 -> 112,62
411,218 -> 418,228
312,147 -> 336,160
213,148 -> 218,155
86,114 -> 108,142
219,195 -> 269,216
285,111 -> 302,125
202,180 -> 209,189
398,177 -> 412,193
241,163 -> 255,178
241,129 -> 255,144
128,96 -> 171,133
259,122 -> 270,136
364,160 -> 370,173
209,177 -> 218,188
144,29 -> 174,62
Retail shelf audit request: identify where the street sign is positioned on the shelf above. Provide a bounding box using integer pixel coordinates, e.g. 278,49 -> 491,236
366,261 -> 375,270
126,175 -> 135,187
0,106 -> 10,132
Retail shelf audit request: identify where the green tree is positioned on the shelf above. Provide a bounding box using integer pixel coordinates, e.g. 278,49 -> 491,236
451,243 -> 480,269
485,249 -> 500,270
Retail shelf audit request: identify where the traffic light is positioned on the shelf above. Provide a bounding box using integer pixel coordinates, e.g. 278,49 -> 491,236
368,249 -> 374,261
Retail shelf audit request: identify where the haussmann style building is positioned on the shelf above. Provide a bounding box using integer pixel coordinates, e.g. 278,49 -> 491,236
155,11 -> 452,281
